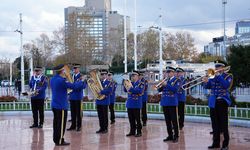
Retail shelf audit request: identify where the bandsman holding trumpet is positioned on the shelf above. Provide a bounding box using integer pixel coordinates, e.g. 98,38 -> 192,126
158,66 -> 181,143
124,70 -> 144,137
67,63 -> 87,132
176,67 -> 187,130
29,66 -> 48,129
203,60 -> 233,150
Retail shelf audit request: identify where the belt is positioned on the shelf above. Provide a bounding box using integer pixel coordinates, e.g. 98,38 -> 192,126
216,96 -> 223,100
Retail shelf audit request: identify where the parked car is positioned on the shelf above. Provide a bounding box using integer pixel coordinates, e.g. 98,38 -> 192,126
1,80 -> 10,87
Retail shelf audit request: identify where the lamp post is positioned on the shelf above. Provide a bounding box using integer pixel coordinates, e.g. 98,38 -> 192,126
134,0 -> 137,70
222,0 -> 227,60
15,13 -> 25,93
123,0 -> 128,73
150,16 -> 163,80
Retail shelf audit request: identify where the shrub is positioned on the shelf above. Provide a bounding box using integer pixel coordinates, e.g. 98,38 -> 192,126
0,96 -> 17,102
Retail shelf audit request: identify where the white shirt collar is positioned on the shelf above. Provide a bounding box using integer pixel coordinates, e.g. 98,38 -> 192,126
170,76 -> 175,81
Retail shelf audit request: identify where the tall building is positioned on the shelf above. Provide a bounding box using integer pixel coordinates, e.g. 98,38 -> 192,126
204,20 -> 250,57
85,0 -> 111,11
64,0 -> 130,65
235,20 -> 250,35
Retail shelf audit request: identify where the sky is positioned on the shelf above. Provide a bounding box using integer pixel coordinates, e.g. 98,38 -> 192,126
0,0 -> 250,61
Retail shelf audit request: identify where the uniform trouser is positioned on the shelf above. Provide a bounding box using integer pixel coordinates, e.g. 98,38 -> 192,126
52,108 -> 67,145
210,108 -> 216,133
31,99 -> 44,125
141,102 -> 148,124
69,100 -> 82,128
127,108 -> 142,134
163,106 -> 179,138
109,103 -> 115,122
97,105 -> 108,131
178,101 -> 185,128
213,99 -> 229,147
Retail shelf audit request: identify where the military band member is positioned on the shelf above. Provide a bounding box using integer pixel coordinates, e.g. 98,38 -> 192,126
176,67 -> 187,130
124,70 -> 144,137
29,67 -> 48,128
67,64 -> 87,132
96,69 -> 112,134
158,67 -> 180,143
203,60 -> 233,150
50,64 -> 84,146
108,71 -> 117,124
139,72 -> 148,126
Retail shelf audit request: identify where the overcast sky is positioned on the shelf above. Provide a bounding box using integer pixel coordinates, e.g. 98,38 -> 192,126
0,0 -> 250,61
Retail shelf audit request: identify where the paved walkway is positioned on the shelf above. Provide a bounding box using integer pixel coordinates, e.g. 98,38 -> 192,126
0,114 -> 250,150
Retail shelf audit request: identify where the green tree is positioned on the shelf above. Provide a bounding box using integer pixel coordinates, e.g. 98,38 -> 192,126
193,52 -> 223,63
13,56 -> 29,82
227,45 -> 250,86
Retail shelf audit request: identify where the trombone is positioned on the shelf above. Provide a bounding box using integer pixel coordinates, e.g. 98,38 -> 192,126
181,66 -> 230,90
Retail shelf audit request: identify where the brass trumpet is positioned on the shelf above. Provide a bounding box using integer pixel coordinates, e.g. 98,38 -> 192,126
153,77 -> 169,90
181,66 -> 230,90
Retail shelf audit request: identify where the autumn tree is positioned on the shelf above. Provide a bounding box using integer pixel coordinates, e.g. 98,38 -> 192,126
23,33 -> 54,67
163,32 -> 198,61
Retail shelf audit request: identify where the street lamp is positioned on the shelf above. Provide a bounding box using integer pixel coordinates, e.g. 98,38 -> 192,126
14,13 -> 25,93
134,0 -> 137,70
124,0 -> 128,73
150,20 -> 163,79
222,0 -> 227,60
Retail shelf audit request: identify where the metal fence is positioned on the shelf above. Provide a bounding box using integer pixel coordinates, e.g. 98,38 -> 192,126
0,101 -> 249,120
1,83 -> 250,101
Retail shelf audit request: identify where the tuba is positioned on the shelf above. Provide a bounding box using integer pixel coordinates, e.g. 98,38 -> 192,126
87,69 -> 105,100
122,74 -> 133,91
63,65 -> 74,93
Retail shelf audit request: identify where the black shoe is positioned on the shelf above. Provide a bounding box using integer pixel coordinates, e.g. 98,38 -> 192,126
101,129 -> 108,134
208,144 -> 220,149
67,127 -> 75,131
221,146 -> 228,150
163,136 -> 173,142
56,141 -> 70,146
96,129 -> 104,133
68,120 -> 72,122
76,127 -> 81,131
38,124 -> 43,128
173,137 -> 178,143
29,124 -> 38,128
126,132 -> 135,136
135,133 -> 142,137
110,121 -> 115,124
210,131 -> 214,134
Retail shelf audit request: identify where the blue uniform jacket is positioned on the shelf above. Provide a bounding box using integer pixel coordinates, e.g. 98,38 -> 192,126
141,78 -> 148,103
50,74 -> 84,110
29,75 -> 48,100
96,79 -> 112,105
177,76 -> 187,102
158,76 -> 181,106
204,72 -> 233,108
110,80 -> 117,104
69,73 -> 87,101
124,80 -> 144,109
